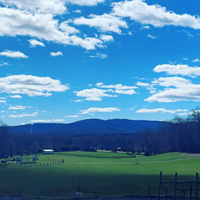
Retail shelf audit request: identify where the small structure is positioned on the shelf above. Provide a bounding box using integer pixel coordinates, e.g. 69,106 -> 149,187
43,149 -> 54,154
15,156 -> 23,162
117,147 -> 122,151
32,155 -> 38,161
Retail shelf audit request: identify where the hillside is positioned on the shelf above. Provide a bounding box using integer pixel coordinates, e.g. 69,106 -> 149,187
8,118 -> 168,135
0,151 -> 199,198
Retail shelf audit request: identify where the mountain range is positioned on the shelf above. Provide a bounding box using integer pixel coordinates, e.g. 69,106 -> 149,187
8,119 -> 168,135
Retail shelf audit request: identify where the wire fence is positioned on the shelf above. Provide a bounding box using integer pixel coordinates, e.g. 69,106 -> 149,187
158,171 -> 200,200
17,159 -> 65,167
0,163 -> 7,168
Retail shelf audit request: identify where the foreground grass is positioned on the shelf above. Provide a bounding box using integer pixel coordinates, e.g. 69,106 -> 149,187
0,151 -> 200,198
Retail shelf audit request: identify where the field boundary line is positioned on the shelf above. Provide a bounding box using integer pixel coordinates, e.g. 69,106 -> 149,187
77,156 -> 200,165
58,153 -> 135,159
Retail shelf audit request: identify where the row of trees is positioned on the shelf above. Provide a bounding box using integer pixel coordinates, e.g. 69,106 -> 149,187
142,107 -> 200,155
0,130 -> 137,158
1,108 -> 200,158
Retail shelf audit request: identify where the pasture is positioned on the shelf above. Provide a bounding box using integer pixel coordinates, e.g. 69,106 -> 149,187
0,151 -> 200,199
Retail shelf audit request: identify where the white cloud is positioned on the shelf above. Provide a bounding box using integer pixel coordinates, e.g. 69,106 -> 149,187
0,62 -> 8,67
192,59 -> 200,63
136,108 -> 188,114
3,0 -> 200,52
154,64 -> 200,77
0,75 -> 69,97
100,34 -> 114,42
29,39 -> 45,47
75,82 -> 138,101
136,82 -> 149,87
136,81 -> 156,94
50,51 -> 63,57
0,7 -> 105,50
80,107 -> 120,114
29,119 -> 65,123
74,100 -> 83,102
115,89 -> 136,95
67,0 -> 104,6
0,0 -> 67,15
180,29 -> 193,38
0,100 -> 6,103
113,0 -> 200,29
59,21 -> 80,35
96,82 -> 137,90
152,77 -> 191,88
9,105 -> 27,110
10,95 -> 22,99
145,77 -> 200,102
0,7 -> 60,38
143,25 -> 150,29
147,34 -> 156,39
90,53 -> 107,59
0,0 -> 105,15
0,50 -> 28,58
9,112 -> 38,118
73,10 -> 82,14
74,13 -> 128,34
70,36 -> 104,50
65,115 -> 79,118
145,87 -> 200,102
96,82 -> 137,95
145,87 -> 197,102
74,88 -> 117,101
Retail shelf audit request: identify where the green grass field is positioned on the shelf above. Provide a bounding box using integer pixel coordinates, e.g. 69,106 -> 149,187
0,151 -> 200,199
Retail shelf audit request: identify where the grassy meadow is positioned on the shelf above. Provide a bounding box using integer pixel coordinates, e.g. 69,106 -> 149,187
0,151 -> 200,198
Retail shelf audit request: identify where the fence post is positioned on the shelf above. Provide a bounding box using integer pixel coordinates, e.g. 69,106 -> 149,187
190,182 -> 193,200
196,173 -> 199,200
174,172 -> 177,200
158,171 -> 162,200
148,180 -> 150,197
165,188 -> 168,200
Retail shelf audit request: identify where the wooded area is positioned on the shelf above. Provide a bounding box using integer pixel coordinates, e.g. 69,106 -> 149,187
1,108 -> 200,158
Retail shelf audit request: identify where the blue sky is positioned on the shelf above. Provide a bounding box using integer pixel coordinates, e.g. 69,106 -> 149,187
1,0 -> 200,125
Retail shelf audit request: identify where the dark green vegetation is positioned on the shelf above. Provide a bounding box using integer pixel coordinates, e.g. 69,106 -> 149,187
0,151 -> 200,198
2,108 -> 200,158
1,108 -> 200,198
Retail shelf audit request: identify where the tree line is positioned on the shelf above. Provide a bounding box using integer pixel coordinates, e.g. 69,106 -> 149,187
1,108 -> 200,158
139,107 -> 200,156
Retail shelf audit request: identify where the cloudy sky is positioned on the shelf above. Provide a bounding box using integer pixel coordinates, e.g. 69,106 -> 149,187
0,0 -> 200,125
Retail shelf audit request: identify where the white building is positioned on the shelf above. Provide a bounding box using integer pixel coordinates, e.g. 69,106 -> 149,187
43,149 -> 54,154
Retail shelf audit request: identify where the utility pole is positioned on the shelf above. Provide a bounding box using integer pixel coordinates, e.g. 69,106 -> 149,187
31,123 -> 33,134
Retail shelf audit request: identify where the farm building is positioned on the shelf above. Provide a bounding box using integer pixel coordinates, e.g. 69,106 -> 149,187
43,149 -> 54,154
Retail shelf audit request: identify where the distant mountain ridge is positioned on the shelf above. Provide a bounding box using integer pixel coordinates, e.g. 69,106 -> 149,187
8,119 -> 168,135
